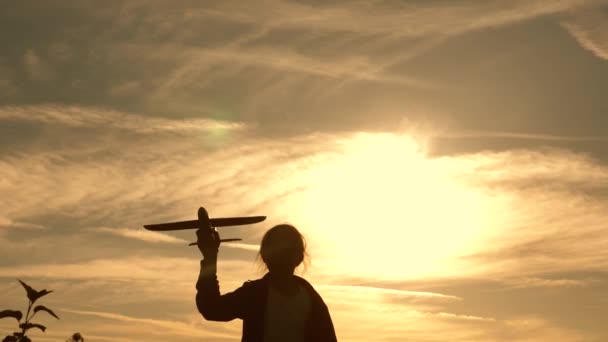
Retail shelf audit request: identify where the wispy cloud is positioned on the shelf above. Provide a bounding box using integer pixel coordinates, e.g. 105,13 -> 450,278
91,227 -> 188,244
319,284 -> 461,301
61,308 -> 237,340
90,226 -> 261,251
99,0 -> 607,110
439,130 -> 608,142
434,311 -> 496,322
2,2 -> 608,341
2,121 -> 607,280
0,105 -> 606,342
0,216 -> 45,230
0,105 -> 245,133
562,7 -> 608,60
0,256 -> 252,284
503,276 -> 595,289
149,0 -> 602,38
222,242 -> 260,252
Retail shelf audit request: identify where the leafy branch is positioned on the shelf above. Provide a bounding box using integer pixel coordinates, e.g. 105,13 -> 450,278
1,279 -> 59,342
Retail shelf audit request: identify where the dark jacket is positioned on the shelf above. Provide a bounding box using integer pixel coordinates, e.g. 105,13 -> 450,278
196,259 -> 337,342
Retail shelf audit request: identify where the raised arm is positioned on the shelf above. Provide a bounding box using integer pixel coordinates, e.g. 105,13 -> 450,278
194,208 -> 248,321
195,256 -> 248,321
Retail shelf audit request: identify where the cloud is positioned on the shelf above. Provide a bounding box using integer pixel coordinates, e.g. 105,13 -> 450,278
137,0 -> 602,38
562,7 -> 608,60
89,227 -> 260,251
99,0 -> 605,104
91,227 -> 188,244
6,0 -> 601,122
319,284 -> 461,301
61,308 -> 237,340
0,108 -> 606,340
503,276 -> 595,288
2,3 -> 608,341
0,105 -> 246,133
0,256 -> 252,284
222,242 -> 260,252
439,130 -> 608,142
0,106 -> 336,229
434,312 -> 496,322
328,291 -> 592,342
449,149 -> 608,190
2,120 -> 607,280
0,216 -> 45,230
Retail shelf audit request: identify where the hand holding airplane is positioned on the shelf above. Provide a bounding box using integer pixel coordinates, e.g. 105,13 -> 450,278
143,207 -> 266,252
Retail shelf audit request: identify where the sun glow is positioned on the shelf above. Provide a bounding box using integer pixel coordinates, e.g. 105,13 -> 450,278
288,132 -> 502,280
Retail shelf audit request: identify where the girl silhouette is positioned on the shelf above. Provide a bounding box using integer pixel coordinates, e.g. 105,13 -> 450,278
195,209 -> 337,342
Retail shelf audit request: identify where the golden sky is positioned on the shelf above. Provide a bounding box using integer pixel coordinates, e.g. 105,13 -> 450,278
1,1 -> 608,341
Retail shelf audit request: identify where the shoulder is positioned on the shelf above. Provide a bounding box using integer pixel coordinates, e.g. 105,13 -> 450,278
294,276 -> 327,305
293,275 -> 317,291
238,277 -> 269,293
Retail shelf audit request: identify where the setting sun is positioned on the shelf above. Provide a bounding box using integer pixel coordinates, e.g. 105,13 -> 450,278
285,133 -> 499,280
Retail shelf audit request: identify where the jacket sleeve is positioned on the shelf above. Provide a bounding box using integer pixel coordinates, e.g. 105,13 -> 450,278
317,299 -> 338,342
308,286 -> 338,342
195,259 -> 250,321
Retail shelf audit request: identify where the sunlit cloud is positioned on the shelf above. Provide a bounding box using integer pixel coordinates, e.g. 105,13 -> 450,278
503,276 -> 595,288
0,257 -> 195,281
0,257 -> 255,291
91,227 -> 188,244
434,312 -> 496,322
318,284 -> 461,301
222,242 -> 260,252
91,226 -> 261,251
61,309 -> 237,340
1,120 -> 607,281
0,105 -> 245,133
440,130 -> 608,142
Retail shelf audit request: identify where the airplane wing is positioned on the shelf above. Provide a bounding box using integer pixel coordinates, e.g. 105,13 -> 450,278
188,238 -> 242,246
143,216 -> 266,231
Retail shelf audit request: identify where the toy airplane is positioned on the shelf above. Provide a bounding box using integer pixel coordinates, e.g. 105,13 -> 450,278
143,207 -> 266,246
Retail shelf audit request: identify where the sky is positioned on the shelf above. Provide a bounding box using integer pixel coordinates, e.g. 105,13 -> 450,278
1,0 -> 608,341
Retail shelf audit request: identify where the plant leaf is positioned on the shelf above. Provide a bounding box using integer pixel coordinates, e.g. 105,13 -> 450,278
33,289 -> 53,303
17,279 -> 38,303
0,310 -> 22,322
33,305 -> 59,320
19,322 -> 46,332
17,279 -> 53,304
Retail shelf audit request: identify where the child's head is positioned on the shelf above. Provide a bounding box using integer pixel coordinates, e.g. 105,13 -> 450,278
259,224 -> 307,275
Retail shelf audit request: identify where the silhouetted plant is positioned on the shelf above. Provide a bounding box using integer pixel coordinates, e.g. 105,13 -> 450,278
66,332 -> 84,342
0,279 -> 59,342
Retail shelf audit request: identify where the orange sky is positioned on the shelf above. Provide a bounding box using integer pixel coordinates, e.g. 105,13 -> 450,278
1,1 -> 608,341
